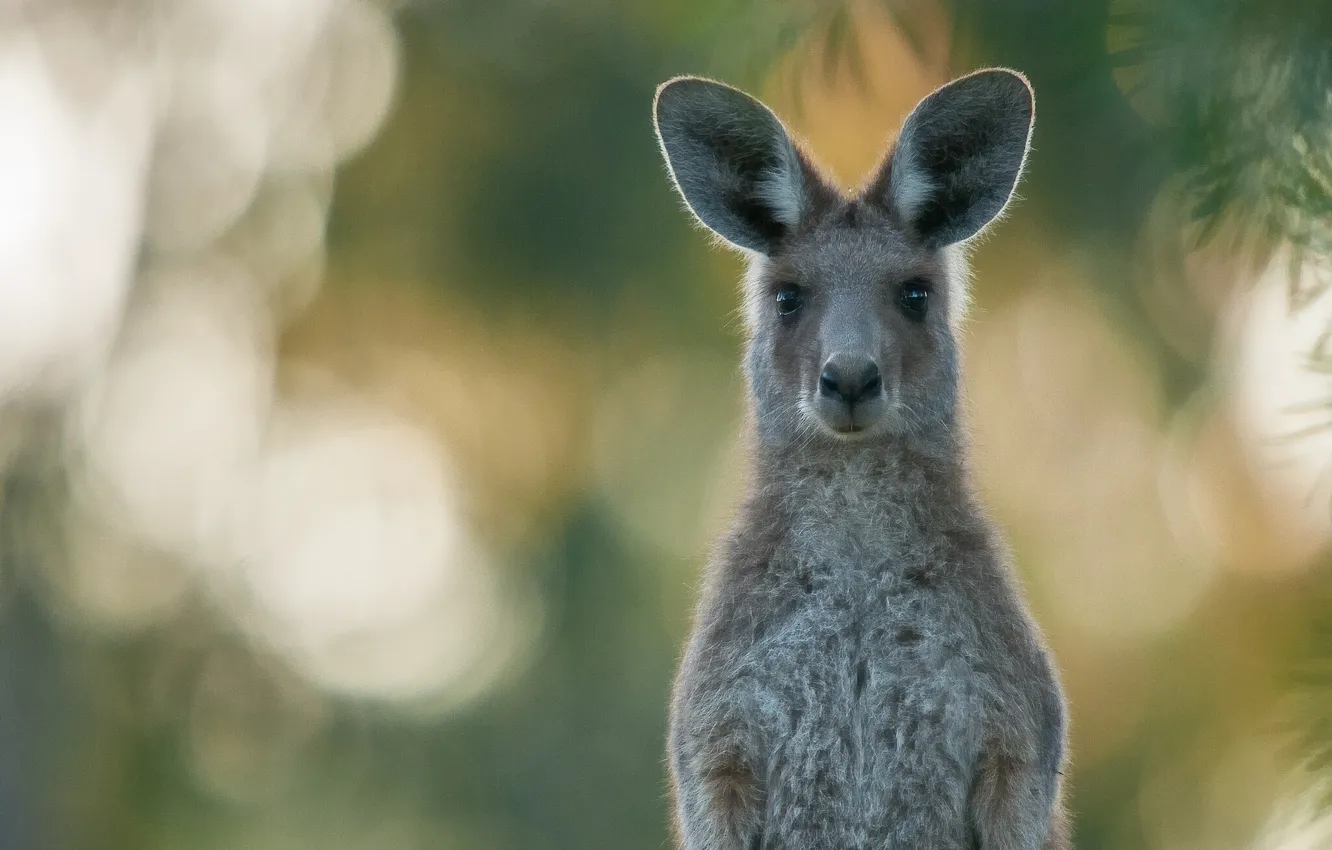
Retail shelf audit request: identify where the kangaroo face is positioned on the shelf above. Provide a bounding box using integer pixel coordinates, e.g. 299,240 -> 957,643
746,203 -> 961,441
654,69 -> 1034,446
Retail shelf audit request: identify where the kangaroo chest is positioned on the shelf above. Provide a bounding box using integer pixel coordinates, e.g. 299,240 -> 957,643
736,548 -> 988,842
747,554 -> 985,740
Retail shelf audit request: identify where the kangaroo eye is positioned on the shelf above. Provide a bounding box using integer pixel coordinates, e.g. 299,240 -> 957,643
898,280 -> 930,321
775,285 -> 803,317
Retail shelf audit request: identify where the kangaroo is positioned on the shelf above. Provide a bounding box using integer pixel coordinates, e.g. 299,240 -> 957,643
652,69 -> 1069,850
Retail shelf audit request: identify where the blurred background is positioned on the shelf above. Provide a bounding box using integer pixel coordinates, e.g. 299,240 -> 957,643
1,0 -> 1332,847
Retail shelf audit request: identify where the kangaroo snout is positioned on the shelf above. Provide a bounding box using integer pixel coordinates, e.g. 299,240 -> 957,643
819,356 -> 882,405
815,353 -> 887,435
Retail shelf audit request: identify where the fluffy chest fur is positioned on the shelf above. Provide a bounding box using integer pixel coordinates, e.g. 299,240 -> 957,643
674,453 -> 1032,848
741,541 -> 990,846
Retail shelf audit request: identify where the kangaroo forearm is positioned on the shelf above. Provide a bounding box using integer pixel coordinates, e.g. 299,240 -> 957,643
672,758 -> 763,850
971,760 -> 1064,850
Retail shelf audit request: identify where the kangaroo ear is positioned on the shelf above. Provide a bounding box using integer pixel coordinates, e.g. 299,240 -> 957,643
654,76 -> 830,255
863,69 -> 1034,248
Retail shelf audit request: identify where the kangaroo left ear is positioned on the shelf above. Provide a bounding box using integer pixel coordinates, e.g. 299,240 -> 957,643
862,69 -> 1034,248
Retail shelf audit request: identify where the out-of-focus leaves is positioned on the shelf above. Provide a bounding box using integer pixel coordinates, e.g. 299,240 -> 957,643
1110,0 -> 1332,269
331,4 -> 735,338
686,0 -> 929,88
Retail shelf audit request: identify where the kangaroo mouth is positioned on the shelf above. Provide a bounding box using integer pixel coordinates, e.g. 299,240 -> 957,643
813,396 -> 887,438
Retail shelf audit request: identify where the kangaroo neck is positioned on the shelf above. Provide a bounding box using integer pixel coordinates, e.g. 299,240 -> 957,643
748,425 -> 974,540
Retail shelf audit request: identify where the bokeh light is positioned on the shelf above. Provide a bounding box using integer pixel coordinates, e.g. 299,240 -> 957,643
1229,250 -> 1332,554
230,399 -> 535,705
968,275 -> 1214,644
0,32 -> 150,402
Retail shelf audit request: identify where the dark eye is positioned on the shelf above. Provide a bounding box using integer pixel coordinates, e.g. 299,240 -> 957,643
775,285 -> 803,317
897,280 -> 930,321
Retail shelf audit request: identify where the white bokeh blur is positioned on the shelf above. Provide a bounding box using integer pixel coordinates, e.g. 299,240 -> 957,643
0,30 -> 152,402
1229,249 -> 1332,554
0,0 -> 533,723
1249,773 -> 1332,850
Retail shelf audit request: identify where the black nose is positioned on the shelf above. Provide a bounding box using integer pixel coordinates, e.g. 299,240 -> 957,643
819,357 -> 882,405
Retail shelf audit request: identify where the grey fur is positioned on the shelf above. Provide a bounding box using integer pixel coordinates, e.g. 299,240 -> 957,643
653,69 -> 1069,850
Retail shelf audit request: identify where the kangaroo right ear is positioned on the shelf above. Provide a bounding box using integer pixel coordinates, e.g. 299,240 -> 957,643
654,77 -> 828,255
863,68 -> 1035,248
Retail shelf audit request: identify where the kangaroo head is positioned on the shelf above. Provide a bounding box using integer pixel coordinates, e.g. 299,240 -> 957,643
653,69 -> 1033,447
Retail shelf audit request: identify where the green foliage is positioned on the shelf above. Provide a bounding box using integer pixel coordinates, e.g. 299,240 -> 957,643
1109,0 -> 1332,271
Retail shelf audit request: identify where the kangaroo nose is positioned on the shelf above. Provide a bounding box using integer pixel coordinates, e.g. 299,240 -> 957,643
819,357 -> 882,405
